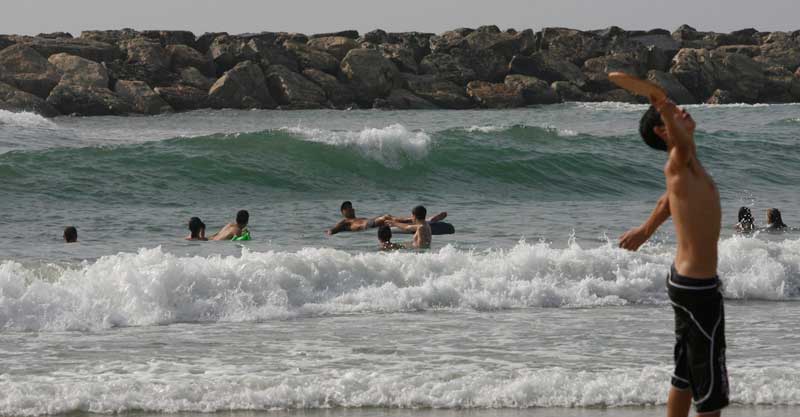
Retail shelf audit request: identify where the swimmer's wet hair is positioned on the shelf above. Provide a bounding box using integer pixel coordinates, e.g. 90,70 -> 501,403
63,226 -> 77,243
340,201 -> 353,211
412,205 -> 427,220
640,105 -> 667,151
378,225 -> 392,242
767,208 -> 787,228
236,210 -> 249,227
188,217 -> 205,238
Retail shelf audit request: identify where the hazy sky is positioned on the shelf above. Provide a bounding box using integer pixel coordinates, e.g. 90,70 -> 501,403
2,0 -> 798,37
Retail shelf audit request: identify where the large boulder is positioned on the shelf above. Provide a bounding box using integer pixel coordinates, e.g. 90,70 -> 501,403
246,38 -> 299,71
209,60 -> 276,109
79,29 -> 140,45
646,70 -> 697,104
0,44 -> 62,98
756,33 -> 800,71
140,30 -> 196,48
758,66 -> 800,103
706,89 -> 739,104
504,75 -> 560,105
265,65 -> 326,109
120,37 -> 174,85
17,36 -> 119,62
166,44 -> 215,77
669,48 -> 717,100
401,73 -> 474,109
551,81 -> 590,102
0,36 -> 14,51
46,82 -> 131,116
310,30 -> 359,39
508,52 -> 586,86
717,45 -> 761,58
301,68 -> 356,108
373,89 -> 438,109
178,67 -> 214,90
340,48 -> 400,105
713,52 -> 765,102
466,80 -> 525,108
379,43 -> 418,74
207,35 -> 259,74
670,48 -> 764,102
48,53 -> 109,88
539,27 -> 608,66
583,52 -> 647,78
195,32 -> 227,54
114,80 -> 173,114
306,36 -> 358,61
419,53 -> 476,85
154,85 -> 208,111
0,81 -> 60,117
284,41 -> 340,74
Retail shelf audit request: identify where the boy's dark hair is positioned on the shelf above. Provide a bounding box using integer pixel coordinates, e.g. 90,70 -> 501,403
738,207 -> 753,223
236,210 -> 249,227
767,208 -> 787,228
378,225 -> 392,242
340,201 -> 353,212
639,105 -> 668,151
412,205 -> 427,221
188,217 -> 205,238
63,226 -> 78,243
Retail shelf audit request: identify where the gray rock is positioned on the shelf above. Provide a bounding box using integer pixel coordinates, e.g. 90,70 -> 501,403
340,48 -> 400,105
670,48 -> 765,102
551,81 -> 589,101
17,36 -> 119,62
539,27 -> 607,66
466,80 -> 525,108
46,81 -> 131,115
154,85 -> 208,111
208,35 -> 259,74
209,60 -> 276,109
373,89 -> 438,109
429,30 -> 468,53
79,29 -> 140,45
120,37 -> 174,85
0,44 -> 62,98
419,53 -> 476,85
140,30 -> 196,48
284,41 -> 340,74
0,36 -> 14,51
302,68 -> 356,108
166,44 -> 215,77
629,34 -> 681,55
583,52 -> 647,77
48,53 -> 109,88
306,36 -> 358,61
178,67 -> 214,90
756,34 -> 800,71
379,43 -> 418,74
714,52 -> 765,102
114,80 -> 172,114
504,74 -> 560,104
246,39 -> 299,72
36,32 -> 73,39
717,45 -> 761,58
0,81 -> 60,117
646,70 -> 697,104
706,89 -> 739,104
670,48 -> 717,100
401,73 -> 474,109
508,52 -> 586,86
758,65 -> 800,103
265,65 -> 326,109
195,32 -> 227,54
310,30 -> 360,40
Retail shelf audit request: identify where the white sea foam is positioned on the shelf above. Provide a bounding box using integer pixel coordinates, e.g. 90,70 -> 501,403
1,237 -> 798,332
1,365 -> 797,415
0,110 -> 56,128
280,124 -> 431,166
465,125 -> 507,133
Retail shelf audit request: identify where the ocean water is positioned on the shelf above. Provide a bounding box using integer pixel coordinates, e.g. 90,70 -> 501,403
0,103 -> 799,416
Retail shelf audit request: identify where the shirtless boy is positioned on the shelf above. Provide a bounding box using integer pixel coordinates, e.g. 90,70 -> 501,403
619,96 -> 728,416
211,210 -> 249,241
326,201 -> 393,235
387,205 -> 432,249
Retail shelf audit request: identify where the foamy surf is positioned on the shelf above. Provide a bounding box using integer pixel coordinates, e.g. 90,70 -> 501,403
0,110 -> 56,128
2,237 -> 798,331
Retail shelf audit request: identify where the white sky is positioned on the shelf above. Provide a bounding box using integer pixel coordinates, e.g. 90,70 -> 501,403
2,0 -> 798,37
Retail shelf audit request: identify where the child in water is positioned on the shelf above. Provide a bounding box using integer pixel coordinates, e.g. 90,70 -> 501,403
377,226 -> 403,251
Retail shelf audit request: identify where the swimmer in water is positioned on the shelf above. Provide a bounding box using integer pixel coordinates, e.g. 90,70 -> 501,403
63,226 -> 77,243
619,96 -> 728,416
211,210 -> 249,240
765,208 -> 787,231
186,217 -> 208,241
735,207 -> 755,232
387,205 -> 431,249
377,225 -> 404,251
326,201 -> 393,235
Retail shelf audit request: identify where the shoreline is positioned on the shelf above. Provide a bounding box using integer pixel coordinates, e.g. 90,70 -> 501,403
0,25 -> 798,117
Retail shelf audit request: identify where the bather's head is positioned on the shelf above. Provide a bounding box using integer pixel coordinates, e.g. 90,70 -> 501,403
340,201 -> 356,219
639,105 -> 696,151
236,210 -> 249,227
188,217 -> 206,239
63,226 -> 78,243
378,225 -> 392,243
412,205 -> 427,221
767,208 -> 787,228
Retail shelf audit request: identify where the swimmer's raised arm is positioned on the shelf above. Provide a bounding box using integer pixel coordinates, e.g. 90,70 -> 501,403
653,97 -> 695,169
387,221 -> 418,233
619,192 -> 670,251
